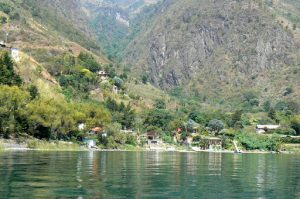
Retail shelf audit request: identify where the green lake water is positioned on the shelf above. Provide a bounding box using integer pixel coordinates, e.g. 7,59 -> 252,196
0,151 -> 299,199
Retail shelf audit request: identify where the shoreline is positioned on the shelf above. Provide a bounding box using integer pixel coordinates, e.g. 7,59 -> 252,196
1,147 -> 292,154
0,139 -> 296,154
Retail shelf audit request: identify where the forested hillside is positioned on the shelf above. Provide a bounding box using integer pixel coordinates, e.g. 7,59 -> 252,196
1,0 -> 300,151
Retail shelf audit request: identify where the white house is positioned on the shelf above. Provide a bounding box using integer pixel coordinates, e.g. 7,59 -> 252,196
0,40 -> 6,48
11,48 -> 21,62
98,70 -> 109,81
83,138 -> 97,148
78,123 -> 86,131
112,85 -> 120,94
256,125 -> 280,134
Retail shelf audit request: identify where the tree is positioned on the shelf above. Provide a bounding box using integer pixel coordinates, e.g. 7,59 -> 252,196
263,100 -> 272,112
0,86 -> 30,137
113,76 -> 124,89
0,16 -> 7,24
28,85 -> 39,100
25,99 -> 111,140
0,51 -> 22,86
231,110 -> 243,127
274,126 -> 296,136
283,87 -> 293,96
144,109 -> 173,130
268,108 -> 277,121
154,99 -> 166,109
291,117 -> 300,135
208,119 -> 225,133
79,103 -> 112,129
105,98 -> 135,129
243,91 -> 258,102
142,75 -> 148,84
78,52 -> 101,73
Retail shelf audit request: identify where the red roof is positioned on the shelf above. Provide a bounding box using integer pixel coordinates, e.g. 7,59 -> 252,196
92,127 -> 103,132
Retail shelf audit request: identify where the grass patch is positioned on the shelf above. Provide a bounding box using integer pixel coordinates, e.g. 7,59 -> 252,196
281,144 -> 300,153
27,140 -> 85,151
120,144 -> 140,151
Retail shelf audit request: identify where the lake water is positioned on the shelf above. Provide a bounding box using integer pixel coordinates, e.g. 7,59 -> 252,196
0,151 -> 299,199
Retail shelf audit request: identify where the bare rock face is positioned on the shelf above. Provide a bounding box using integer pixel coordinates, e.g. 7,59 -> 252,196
124,0 -> 299,94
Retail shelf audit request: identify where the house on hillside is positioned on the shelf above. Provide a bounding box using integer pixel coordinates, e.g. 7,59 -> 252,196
185,136 -> 193,146
11,48 -> 20,62
83,138 -> 97,148
200,136 -> 223,150
78,123 -> 86,131
112,85 -> 120,94
0,41 -> 6,48
83,127 -> 106,149
98,70 -> 109,81
256,125 -> 280,134
90,127 -> 103,134
146,132 -> 162,145
187,119 -> 200,134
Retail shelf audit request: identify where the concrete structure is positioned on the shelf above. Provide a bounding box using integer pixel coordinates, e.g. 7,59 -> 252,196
11,48 -> 20,62
147,132 -> 162,145
78,123 -> 86,131
200,136 -> 222,150
256,125 -> 280,134
112,85 -> 120,94
83,138 -> 97,148
98,70 -> 109,81
0,41 -> 6,48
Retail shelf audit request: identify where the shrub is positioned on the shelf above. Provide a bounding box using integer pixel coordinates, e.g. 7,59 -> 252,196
236,132 -> 281,151
283,87 -> 293,96
142,75 -> 148,84
0,51 -> 22,86
154,99 -> 166,109
0,16 -> 7,24
291,117 -> 300,135
113,76 -> 124,89
263,100 -> 272,112
273,126 -> 296,136
126,134 -> 137,146
0,3 -> 12,15
107,137 -> 118,149
162,135 -> 173,144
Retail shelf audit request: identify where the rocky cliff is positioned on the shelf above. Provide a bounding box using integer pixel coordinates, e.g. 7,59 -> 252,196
123,0 -> 300,101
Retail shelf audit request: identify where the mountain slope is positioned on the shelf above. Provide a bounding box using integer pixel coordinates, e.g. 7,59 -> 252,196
0,0 -> 110,66
123,0 -> 300,104
85,0 -> 162,58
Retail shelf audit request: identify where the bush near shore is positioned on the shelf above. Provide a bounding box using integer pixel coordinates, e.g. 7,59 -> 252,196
26,140 -> 84,151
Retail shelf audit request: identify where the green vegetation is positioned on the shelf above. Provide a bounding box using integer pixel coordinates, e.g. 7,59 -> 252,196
0,51 -> 111,142
237,132 -> 282,151
1,0 -> 300,152
0,2 -> 19,20
26,140 -> 83,151
0,141 -> 4,152
0,51 -> 22,86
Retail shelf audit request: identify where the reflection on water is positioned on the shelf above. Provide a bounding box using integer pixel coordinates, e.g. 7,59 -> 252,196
0,151 -> 300,198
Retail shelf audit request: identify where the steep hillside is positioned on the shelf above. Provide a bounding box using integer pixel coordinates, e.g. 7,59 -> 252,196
86,0 -> 162,59
0,0 -> 110,66
123,0 -> 300,104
